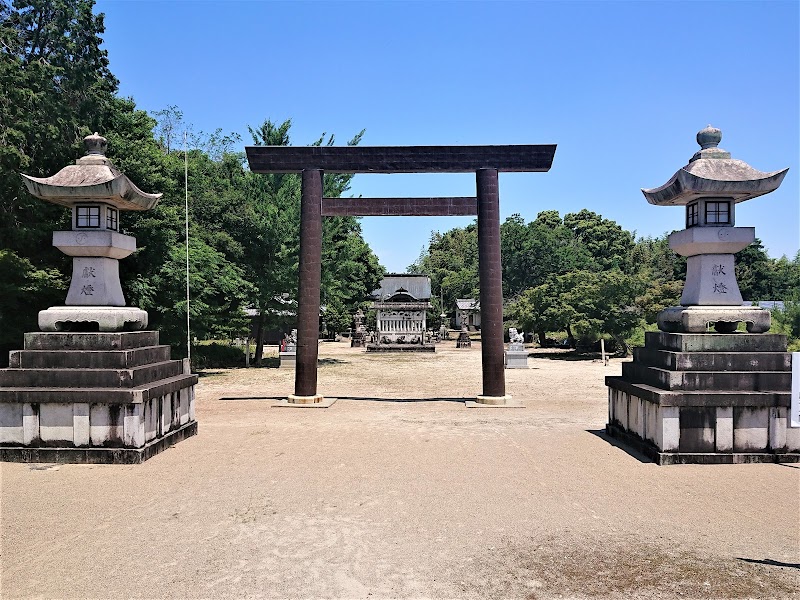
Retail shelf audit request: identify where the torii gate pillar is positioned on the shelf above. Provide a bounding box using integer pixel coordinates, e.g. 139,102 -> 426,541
289,169 -> 324,403
476,168 -> 509,402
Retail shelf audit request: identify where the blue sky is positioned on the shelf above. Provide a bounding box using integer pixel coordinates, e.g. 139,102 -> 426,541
96,0 -> 799,272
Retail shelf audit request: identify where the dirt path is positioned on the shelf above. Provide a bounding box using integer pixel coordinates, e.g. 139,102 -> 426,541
2,341 -> 798,599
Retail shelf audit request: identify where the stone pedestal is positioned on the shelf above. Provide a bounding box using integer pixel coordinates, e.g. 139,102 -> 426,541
0,331 -> 197,463
279,351 -> 296,368
605,332 -> 799,464
657,305 -> 771,334
505,343 -> 529,369
38,306 -> 148,332
456,330 -> 471,348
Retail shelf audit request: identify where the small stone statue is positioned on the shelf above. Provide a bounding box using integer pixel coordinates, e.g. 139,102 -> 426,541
286,329 -> 298,352
505,327 -> 528,368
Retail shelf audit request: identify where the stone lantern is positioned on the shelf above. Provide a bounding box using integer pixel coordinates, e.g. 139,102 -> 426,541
0,132 -> 197,463
642,125 -> 788,333
22,132 -> 159,332
604,126 -> 797,464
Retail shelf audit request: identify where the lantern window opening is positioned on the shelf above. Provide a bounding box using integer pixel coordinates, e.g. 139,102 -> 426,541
75,205 -> 101,229
705,200 -> 731,225
106,207 -> 118,231
686,202 -> 699,228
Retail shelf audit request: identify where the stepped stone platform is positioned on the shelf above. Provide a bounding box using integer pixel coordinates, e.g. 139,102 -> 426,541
0,331 -> 197,464
605,332 -> 799,465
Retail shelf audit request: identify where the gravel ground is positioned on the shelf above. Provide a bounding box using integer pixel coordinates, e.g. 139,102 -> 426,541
1,341 -> 798,599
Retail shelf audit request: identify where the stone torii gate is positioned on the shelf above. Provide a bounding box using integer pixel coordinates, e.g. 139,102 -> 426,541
245,145 -> 556,405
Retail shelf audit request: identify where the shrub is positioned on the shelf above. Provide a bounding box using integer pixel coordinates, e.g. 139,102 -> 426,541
191,342 -> 245,369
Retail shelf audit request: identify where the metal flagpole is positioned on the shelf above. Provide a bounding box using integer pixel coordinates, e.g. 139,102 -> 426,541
184,132 -> 191,364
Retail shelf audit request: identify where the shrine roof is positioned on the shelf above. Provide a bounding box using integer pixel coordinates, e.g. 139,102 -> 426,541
373,275 -> 431,301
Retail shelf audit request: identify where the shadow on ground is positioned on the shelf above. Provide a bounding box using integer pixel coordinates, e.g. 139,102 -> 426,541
218,396 -> 286,401
526,351 -> 611,361
336,396 -> 466,403
586,428 -> 651,464
737,557 -> 800,569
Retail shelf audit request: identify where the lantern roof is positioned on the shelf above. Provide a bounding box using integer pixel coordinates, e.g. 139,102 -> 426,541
642,126 -> 788,206
22,133 -> 162,211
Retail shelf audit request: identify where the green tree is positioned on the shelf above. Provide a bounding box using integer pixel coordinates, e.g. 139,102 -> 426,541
563,209 -> 635,273
243,119 -> 382,363
513,269 -> 642,355
511,282 -> 571,346
0,250 -> 66,361
501,211 -> 591,298
410,224 -> 479,318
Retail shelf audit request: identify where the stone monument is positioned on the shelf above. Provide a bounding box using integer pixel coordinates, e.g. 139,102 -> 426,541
280,329 -> 297,368
505,327 -> 528,369
438,312 -> 450,341
0,133 -> 197,463
455,312 -> 472,348
351,309 -> 366,348
605,126 -> 797,464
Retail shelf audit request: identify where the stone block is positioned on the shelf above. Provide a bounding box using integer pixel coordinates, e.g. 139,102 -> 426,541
716,407 -> 733,452
24,331 -> 159,351
659,406 -> 680,451
633,347 -> 791,372
188,387 -> 196,421
680,254 -> 743,305
144,398 -> 158,443
607,388 -> 616,424
668,226 -> 754,257
0,403 -> 23,444
733,407 -> 769,451
123,404 -> 144,448
90,404 -> 123,446
644,401 -> 658,444
38,305 -> 148,332
22,403 -> 39,444
504,350 -> 528,369
160,394 -> 171,435
65,257 -> 125,306
179,387 -> 189,425
786,424 -> 800,452
171,391 -> 180,427
645,332 -> 786,353
623,362 -> 791,391
73,403 -> 90,447
0,360 -> 182,389
679,407 -> 716,452
53,230 -> 136,259
279,351 -> 296,368
616,390 -> 628,430
629,395 -> 644,439
769,407 -> 787,451
39,403 -> 74,445
10,346 -> 171,369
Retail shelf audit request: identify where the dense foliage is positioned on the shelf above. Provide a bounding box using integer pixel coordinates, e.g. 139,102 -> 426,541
0,0 -> 383,365
411,209 -> 800,355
